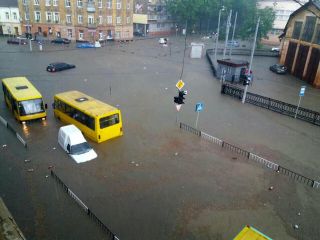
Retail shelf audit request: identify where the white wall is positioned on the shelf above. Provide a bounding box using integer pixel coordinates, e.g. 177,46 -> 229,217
0,7 -> 21,35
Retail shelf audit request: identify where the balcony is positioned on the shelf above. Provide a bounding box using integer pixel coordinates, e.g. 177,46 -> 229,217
87,3 -> 96,12
87,23 -> 97,29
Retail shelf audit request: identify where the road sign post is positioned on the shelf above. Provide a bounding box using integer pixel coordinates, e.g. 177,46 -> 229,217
295,86 -> 306,118
195,102 -> 204,128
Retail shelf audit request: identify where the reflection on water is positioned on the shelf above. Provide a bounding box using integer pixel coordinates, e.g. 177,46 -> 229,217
22,122 -> 30,137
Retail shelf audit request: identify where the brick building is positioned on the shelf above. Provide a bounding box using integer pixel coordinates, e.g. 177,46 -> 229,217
280,0 -> 320,88
18,0 -> 133,41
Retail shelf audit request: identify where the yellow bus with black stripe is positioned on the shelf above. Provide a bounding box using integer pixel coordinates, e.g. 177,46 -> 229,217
2,77 -> 47,123
53,90 -> 123,143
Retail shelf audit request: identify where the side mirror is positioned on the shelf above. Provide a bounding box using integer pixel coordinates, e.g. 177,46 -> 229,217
45,103 -> 48,109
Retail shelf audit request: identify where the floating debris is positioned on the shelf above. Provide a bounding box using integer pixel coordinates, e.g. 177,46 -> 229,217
24,159 -> 31,163
293,224 -> 299,230
174,152 -> 179,156
135,163 -> 139,167
165,87 -> 168,90
27,168 -> 34,172
297,212 -> 301,216
131,161 -> 135,164
48,165 -> 54,170
269,186 -> 274,191
2,144 -> 7,148
52,147 -> 56,150
45,175 -> 49,178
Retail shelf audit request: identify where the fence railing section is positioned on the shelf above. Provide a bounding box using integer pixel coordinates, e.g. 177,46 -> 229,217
0,115 -> 27,148
51,170 -> 120,240
221,84 -> 320,126
179,122 -> 319,190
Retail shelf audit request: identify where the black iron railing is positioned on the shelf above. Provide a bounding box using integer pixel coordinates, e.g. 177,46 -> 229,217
221,84 -> 320,126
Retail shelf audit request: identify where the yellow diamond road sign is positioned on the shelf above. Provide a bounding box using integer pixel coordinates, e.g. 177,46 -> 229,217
176,80 -> 185,90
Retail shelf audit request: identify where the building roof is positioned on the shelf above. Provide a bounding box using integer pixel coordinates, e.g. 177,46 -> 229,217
0,0 -> 18,7
280,0 -> 320,39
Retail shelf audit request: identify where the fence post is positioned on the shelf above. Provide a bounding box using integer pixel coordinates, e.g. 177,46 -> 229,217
179,122 -> 182,129
221,84 -> 225,94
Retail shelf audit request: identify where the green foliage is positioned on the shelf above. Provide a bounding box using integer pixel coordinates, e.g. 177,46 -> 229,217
166,0 -> 276,41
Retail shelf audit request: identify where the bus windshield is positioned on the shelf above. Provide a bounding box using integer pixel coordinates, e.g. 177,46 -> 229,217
70,142 -> 92,155
18,98 -> 45,116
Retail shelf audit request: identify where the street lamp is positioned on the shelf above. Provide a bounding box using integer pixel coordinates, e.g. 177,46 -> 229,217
214,6 -> 225,62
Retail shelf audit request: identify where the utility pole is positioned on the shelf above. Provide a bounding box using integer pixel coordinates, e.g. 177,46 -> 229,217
24,0 -> 32,51
214,7 -> 224,62
223,10 -> 232,59
229,11 -> 237,58
242,17 -> 260,104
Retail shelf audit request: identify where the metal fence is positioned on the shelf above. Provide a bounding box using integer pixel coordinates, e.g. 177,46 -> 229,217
179,122 -> 319,190
0,115 -> 27,148
50,170 -> 120,240
221,84 -> 320,126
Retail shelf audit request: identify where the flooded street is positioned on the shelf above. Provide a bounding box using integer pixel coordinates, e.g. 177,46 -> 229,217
1,37 -> 320,239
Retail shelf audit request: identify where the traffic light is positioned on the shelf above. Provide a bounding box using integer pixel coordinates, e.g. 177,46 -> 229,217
174,90 -> 187,104
243,75 -> 252,86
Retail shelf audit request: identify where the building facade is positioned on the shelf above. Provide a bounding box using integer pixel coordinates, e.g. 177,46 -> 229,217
18,0 -> 133,41
257,0 -> 308,44
0,0 -> 21,36
280,1 -> 320,88
133,0 -> 174,36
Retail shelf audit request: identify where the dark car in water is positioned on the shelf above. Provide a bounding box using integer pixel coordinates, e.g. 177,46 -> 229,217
51,38 -> 71,44
7,38 -> 28,45
46,62 -> 75,72
133,31 -> 144,37
269,64 -> 287,74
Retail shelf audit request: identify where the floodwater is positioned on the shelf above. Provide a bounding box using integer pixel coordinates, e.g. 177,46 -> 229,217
1,37 -> 320,239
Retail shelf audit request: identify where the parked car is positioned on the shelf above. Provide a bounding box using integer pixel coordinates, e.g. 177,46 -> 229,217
76,42 -> 95,48
7,38 -> 27,45
46,62 -> 76,72
51,38 -> 71,44
227,40 -> 240,47
133,31 -> 144,37
58,125 -> 97,163
269,64 -> 287,74
271,47 -> 280,52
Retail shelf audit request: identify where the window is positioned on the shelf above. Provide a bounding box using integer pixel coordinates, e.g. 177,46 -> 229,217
35,11 -> 41,21
77,0 -> 83,7
100,114 -> 119,129
292,21 -> 302,39
25,12 -> 30,21
13,12 -> 17,20
99,16 -> 103,24
157,23 -> 160,28
126,16 -> 130,24
116,16 -> 121,24
5,12 -> 9,20
99,31 -> 103,39
115,31 -> 120,38
65,0 -> 71,7
79,30 -> 84,39
301,16 -> 316,42
66,14 -> 72,23
53,0 -> 58,6
98,0 -> 102,8
23,0 -> 27,5
88,15 -> 94,24
116,0 -> 121,9
34,0 -> 40,5
46,0 -> 51,6
127,2 -> 130,9
54,12 -> 60,23
313,24 -> 320,45
107,0 -> 112,9
78,15 -> 83,23
107,16 -> 112,24
67,29 -> 72,38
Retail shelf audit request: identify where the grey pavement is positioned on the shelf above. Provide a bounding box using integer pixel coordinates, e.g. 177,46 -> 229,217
0,36 -> 320,239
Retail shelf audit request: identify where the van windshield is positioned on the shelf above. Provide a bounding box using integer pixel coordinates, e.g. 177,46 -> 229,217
70,142 -> 92,155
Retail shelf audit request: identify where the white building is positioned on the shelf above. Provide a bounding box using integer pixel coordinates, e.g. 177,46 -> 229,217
0,0 -> 21,36
257,0 -> 308,44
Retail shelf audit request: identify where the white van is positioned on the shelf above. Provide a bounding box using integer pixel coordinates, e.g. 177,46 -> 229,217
58,124 -> 97,163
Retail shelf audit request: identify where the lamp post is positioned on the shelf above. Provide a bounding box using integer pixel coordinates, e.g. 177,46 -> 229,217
214,6 -> 224,62
223,9 -> 232,59
229,11 -> 237,58
242,17 -> 260,104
